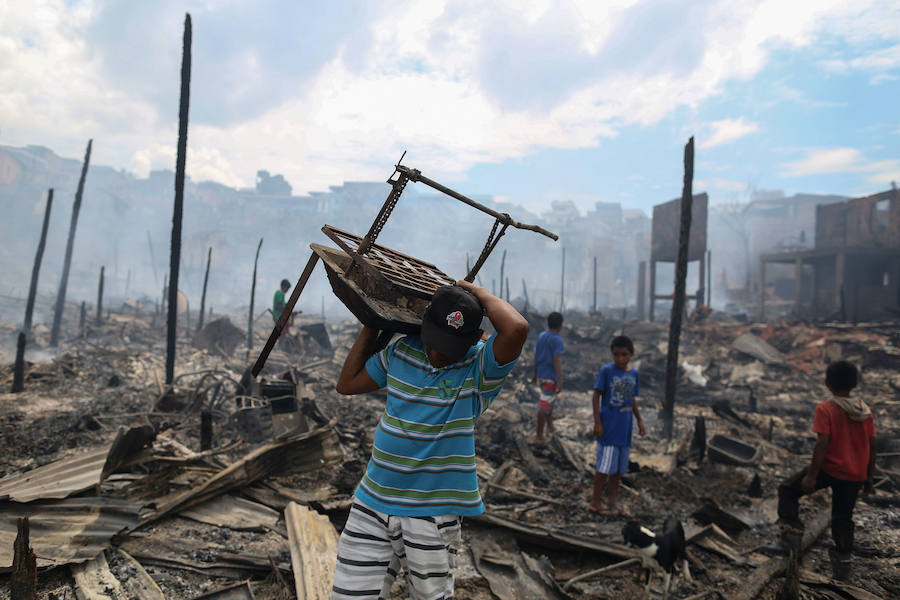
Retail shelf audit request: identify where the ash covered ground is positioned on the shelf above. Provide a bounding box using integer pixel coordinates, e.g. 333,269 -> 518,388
1,305 -> 899,599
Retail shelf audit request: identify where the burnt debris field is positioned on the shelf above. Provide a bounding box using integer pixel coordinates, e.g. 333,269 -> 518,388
1,307 -> 898,599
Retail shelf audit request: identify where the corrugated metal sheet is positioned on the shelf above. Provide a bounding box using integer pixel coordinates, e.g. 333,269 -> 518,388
0,426 -> 154,503
0,497 -> 140,570
0,448 -> 109,502
180,494 -> 279,531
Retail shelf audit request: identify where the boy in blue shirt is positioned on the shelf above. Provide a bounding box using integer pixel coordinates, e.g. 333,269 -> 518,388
332,281 -> 528,598
590,335 -> 646,514
532,311 -> 564,443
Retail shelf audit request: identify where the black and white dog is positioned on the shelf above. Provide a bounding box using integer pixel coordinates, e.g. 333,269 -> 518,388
622,518 -> 691,599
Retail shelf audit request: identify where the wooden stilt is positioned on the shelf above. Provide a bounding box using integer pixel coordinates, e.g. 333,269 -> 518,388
23,189 -> 53,333
165,13 -> 192,385
11,517 -> 37,600
50,141 -> 92,347
662,137 -> 694,441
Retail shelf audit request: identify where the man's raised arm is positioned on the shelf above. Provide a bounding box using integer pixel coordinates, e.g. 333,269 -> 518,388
335,326 -> 382,395
456,280 -> 528,364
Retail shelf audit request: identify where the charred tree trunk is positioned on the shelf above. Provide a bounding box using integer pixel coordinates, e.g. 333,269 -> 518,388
50,140 -> 92,347
23,189 -> 53,334
11,517 -> 36,600
95,266 -> 104,325
505,277 -> 509,303
197,247 -> 211,331
662,137 -> 694,440
247,238 -> 264,358
12,332 -> 25,393
165,13 -> 192,386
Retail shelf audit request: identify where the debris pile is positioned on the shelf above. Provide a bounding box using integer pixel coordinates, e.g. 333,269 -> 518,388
1,306 -> 898,598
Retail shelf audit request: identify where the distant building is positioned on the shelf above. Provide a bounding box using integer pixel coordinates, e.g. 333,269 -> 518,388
760,188 -> 900,321
256,170 -> 292,196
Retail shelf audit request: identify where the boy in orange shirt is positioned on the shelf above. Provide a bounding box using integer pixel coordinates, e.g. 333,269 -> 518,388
775,360 -> 876,580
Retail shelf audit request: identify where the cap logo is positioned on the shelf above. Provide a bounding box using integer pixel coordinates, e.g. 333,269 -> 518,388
446,310 -> 464,330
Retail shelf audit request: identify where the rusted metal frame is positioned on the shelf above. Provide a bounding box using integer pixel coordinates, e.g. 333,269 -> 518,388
465,219 -> 509,283
354,168 -> 412,259
323,226 -> 454,296
321,227 -> 399,290
251,252 -> 320,377
396,164 -> 558,241
326,226 -> 444,271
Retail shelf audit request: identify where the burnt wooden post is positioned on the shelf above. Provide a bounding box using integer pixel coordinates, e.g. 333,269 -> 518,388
147,230 -> 159,285
592,256 -> 597,313
505,277 -> 509,303
165,13 -> 192,386
706,249 -> 712,306
12,332 -> 26,393
662,136 -> 694,441
247,238 -> 263,358
559,247 -> 565,312
79,301 -> 86,336
637,261 -> 647,321
197,247 -> 211,331
50,140 -> 92,347
95,266 -> 104,325
23,189 -> 54,333
11,517 -> 37,600
200,408 -> 212,451
648,260 -> 657,321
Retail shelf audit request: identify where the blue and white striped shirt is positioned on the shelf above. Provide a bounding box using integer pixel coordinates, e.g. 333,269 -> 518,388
356,334 -> 517,516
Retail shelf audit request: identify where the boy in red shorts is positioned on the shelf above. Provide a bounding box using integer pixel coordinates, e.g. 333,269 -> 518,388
532,311 -> 564,443
775,360 -> 876,580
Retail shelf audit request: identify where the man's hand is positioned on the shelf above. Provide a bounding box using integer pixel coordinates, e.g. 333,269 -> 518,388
593,421 -> 603,439
637,419 -> 646,436
801,472 -> 817,495
531,373 -> 538,385
455,279 -> 528,365
554,380 -> 562,394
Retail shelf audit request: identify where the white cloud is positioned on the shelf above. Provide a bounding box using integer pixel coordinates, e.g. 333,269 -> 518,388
782,147 -> 900,186
0,0 -> 897,194
820,44 -> 900,74
699,118 -> 759,149
782,148 -> 864,176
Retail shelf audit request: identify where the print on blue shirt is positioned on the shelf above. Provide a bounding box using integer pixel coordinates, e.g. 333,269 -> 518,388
593,363 -> 639,447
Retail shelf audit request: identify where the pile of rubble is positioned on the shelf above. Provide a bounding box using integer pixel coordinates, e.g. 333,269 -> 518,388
0,307 -> 898,598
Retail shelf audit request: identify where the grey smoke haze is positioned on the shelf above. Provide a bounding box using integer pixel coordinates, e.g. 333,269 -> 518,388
1,142 -> 869,342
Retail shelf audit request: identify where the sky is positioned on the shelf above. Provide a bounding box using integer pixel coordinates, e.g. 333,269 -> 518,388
1,0 -> 899,214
